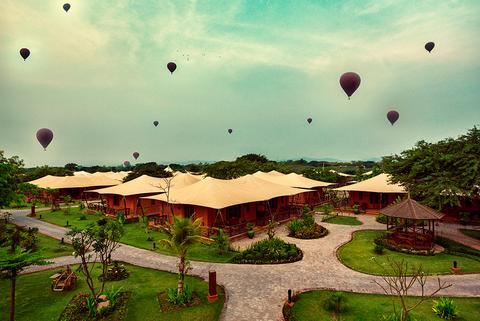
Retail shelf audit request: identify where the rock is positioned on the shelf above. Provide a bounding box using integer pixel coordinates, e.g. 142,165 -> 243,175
98,295 -> 108,302
97,300 -> 110,312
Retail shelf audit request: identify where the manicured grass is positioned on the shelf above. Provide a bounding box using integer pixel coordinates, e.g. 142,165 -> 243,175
36,208 -> 237,263
338,230 -> 480,275
322,215 -> 362,226
35,233 -> 73,259
0,263 -> 224,321
460,229 -> 480,240
285,290 -> 480,321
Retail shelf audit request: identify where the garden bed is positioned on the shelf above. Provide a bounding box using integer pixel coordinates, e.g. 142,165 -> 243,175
59,292 -> 130,321
288,223 -> 328,239
283,290 -> 480,321
158,291 -> 202,312
232,237 -> 303,264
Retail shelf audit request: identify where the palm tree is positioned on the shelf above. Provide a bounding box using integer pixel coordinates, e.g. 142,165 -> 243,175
159,215 -> 203,294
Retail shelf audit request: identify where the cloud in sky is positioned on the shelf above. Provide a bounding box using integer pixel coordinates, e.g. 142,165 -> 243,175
1,0 -> 479,166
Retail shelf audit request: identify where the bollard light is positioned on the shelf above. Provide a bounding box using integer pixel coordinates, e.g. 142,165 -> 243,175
66,220 -> 69,227
288,289 -> 292,303
39,214 -> 42,219
453,261 -> 457,268
153,242 -> 156,249
61,237 -> 64,244
207,270 -> 218,302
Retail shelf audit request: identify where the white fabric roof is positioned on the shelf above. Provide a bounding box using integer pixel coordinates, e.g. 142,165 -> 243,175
142,175 -> 309,209
253,171 -> 332,188
29,175 -> 121,189
334,173 -> 406,193
88,173 -> 202,196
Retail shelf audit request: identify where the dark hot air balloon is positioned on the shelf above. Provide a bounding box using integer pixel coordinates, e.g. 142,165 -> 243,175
228,128 -> 233,134
425,42 -> 435,53
339,72 -> 361,99
63,3 -> 70,12
387,110 -> 399,125
153,121 -> 159,127
307,118 -> 312,124
133,152 -> 140,160
123,160 -> 131,167
167,62 -> 177,74
36,128 -> 53,151
19,48 -> 30,61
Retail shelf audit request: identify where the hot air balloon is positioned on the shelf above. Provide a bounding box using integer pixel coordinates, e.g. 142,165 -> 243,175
307,118 -> 312,124
123,160 -> 131,167
36,128 -> 53,151
167,62 -> 177,74
133,152 -> 140,160
63,3 -> 70,12
425,42 -> 435,53
19,48 -> 30,61
339,72 -> 361,99
387,110 -> 399,125
228,128 -> 233,134
153,121 -> 159,127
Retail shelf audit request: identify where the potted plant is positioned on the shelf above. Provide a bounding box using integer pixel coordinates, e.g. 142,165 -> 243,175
352,204 -> 360,214
246,222 -> 255,239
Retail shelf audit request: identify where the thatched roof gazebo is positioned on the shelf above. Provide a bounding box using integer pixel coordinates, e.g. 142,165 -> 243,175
380,198 -> 445,250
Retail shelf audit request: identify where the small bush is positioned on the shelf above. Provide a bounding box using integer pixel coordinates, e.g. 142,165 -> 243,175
166,284 -> 193,305
100,261 -> 129,281
78,202 -> 86,210
104,286 -> 123,307
352,204 -> 360,214
232,237 -> 302,264
287,219 -> 303,235
78,214 -> 87,221
320,204 -> 333,215
116,212 -> 126,225
374,243 -> 385,255
213,229 -> 230,255
432,297 -> 458,320
376,214 -> 387,224
324,291 -> 346,314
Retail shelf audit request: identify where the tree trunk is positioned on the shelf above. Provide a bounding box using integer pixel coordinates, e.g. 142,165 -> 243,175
10,269 -> 17,321
178,256 -> 185,295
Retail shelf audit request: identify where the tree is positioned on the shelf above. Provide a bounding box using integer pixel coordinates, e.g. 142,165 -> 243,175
64,163 -> 79,171
67,225 -> 98,298
123,162 -> 172,182
0,151 -> 24,208
94,220 -> 123,294
159,216 -> 203,295
374,258 -> 452,321
382,127 -> 480,210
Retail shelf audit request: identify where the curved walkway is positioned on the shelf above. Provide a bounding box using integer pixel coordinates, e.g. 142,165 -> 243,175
7,210 -> 480,321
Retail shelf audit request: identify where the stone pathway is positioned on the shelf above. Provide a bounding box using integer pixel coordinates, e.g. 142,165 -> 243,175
7,210 -> 480,321
437,223 -> 480,250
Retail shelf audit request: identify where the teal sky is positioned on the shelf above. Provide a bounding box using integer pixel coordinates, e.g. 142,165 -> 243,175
1,0 -> 479,167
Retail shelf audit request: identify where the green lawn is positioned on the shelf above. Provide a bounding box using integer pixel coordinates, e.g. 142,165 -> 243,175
460,229 -> 480,240
285,290 -> 480,321
35,233 -> 73,259
338,230 -> 480,275
0,263 -> 224,321
322,215 -> 362,225
36,208 -> 237,263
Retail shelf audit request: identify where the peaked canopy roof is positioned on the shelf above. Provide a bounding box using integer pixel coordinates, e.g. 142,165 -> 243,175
29,175 -> 121,189
73,171 -> 130,181
380,198 -> 445,220
88,173 -> 202,196
253,171 -> 332,189
334,174 -> 406,193
142,175 -> 309,209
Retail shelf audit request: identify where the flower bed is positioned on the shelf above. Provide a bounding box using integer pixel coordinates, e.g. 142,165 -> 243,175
59,292 -> 130,321
99,261 -> 129,281
232,237 -> 303,264
374,235 -> 435,256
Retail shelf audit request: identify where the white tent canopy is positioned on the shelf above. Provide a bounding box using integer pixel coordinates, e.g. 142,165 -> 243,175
253,171 -> 332,189
142,175 -> 310,209
334,173 -> 406,193
29,175 -> 121,189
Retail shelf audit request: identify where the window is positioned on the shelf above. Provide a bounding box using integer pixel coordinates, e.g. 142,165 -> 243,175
113,195 -> 121,206
370,193 -> 379,204
269,198 -> 278,209
184,205 -> 195,218
359,192 -> 364,200
226,205 -> 241,220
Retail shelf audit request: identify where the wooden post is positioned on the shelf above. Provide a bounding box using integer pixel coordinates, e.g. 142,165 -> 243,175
30,205 -> 35,216
123,196 -> 127,218
207,270 -> 218,302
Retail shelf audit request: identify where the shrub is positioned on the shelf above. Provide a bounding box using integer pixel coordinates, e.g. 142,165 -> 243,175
100,261 -> 129,281
352,204 -> 360,214
85,296 -> 96,317
116,212 -> 126,225
213,229 -> 230,255
374,243 -> 385,255
376,214 -> 387,224
78,202 -> 86,210
104,286 -> 122,307
232,237 -> 302,264
166,284 -> 193,305
287,219 -> 303,236
324,291 -> 346,314
432,297 -> 458,319
78,214 -> 87,221
321,204 -> 333,215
